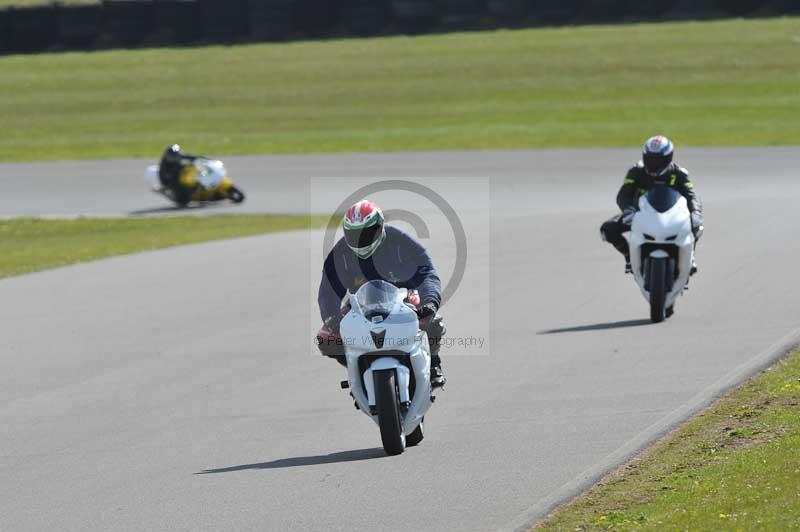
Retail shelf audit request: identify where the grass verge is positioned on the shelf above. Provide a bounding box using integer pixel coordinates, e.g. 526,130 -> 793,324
0,215 -> 325,279
535,348 -> 800,531
1,17 -> 798,161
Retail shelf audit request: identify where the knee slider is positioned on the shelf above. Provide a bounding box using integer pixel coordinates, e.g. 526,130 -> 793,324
600,222 -> 614,242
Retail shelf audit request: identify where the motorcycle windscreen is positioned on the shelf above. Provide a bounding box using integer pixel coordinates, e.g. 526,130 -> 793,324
646,186 -> 682,213
195,160 -> 225,190
355,280 -> 398,319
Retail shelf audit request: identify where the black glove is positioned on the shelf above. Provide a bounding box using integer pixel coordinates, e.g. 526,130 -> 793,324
323,314 -> 340,329
316,319 -> 343,358
416,302 -> 438,320
621,207 -> 638,226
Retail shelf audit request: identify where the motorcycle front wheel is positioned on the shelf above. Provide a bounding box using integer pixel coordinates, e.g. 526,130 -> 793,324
228,186 -> 245,203
648,257 -> 673,323
374,370 -> 406,456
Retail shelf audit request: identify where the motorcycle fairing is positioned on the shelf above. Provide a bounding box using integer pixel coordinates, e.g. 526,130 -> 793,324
629,191 -> 694,308
340,284 -> 432,435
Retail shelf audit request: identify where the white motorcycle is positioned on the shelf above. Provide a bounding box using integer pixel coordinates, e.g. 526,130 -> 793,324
143,158 -> 245,207
338,280 -> 435,455
629,186 -> 697,323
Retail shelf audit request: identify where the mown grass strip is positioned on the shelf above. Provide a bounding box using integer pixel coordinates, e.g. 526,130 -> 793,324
0,215 -> 325,278
1,17 -> 798,161
535,348 -> 800,531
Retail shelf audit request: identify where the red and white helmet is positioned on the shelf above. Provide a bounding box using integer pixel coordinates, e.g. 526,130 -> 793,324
343,200 -> 385,259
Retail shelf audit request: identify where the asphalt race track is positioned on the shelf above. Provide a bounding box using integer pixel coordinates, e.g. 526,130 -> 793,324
1,148 -> 799,532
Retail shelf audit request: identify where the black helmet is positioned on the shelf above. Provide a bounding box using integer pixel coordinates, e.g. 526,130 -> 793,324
642,135 -> 674,177
162,144 -> 182,164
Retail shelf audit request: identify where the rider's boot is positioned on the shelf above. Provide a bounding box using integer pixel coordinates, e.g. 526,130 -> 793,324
683,257 -> 698,291
424,314 -> 447,389
430,355 -> 446,389
625,254 -> 632,274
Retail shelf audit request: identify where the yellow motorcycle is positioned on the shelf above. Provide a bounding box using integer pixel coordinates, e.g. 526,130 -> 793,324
144,158 -> 245,207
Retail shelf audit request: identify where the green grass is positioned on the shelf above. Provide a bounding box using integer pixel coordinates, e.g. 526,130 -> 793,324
1,17 -> 798,161
0,215 -> 324,278
536,348 -> 800,531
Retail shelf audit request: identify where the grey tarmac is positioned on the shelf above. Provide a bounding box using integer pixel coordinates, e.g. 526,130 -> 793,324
1,148 -> 799,532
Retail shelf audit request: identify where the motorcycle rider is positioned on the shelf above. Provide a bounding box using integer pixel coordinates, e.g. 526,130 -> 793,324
158,144 -> 199,206
316,199 -> 447,388
600,135 -> 704,274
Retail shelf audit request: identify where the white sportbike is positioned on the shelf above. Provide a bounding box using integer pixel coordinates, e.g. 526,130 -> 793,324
338,280 -> 435,455
629,186 -> 698,323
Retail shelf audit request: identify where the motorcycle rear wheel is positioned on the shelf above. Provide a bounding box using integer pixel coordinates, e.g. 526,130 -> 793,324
374,370 -> 406,456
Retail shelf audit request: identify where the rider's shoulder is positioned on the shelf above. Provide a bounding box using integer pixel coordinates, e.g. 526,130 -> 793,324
626,162 -> 645,179
385,224 -> 413,241
332,235 -> 350,255
385,224 -> 425,249
667,164 -> 691,182
675,165 -> 691,177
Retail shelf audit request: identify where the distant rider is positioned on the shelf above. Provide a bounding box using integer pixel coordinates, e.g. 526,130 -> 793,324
316,200 -> 447,388
600,135 -> 704,274
158,144 -> 199,206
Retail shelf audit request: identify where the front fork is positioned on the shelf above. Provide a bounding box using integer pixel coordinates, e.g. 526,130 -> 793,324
643,251 -> 675,293
364,362 -> 411,411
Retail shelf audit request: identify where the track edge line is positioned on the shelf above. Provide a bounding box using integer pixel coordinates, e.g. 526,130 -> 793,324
499,325 -> 800,532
